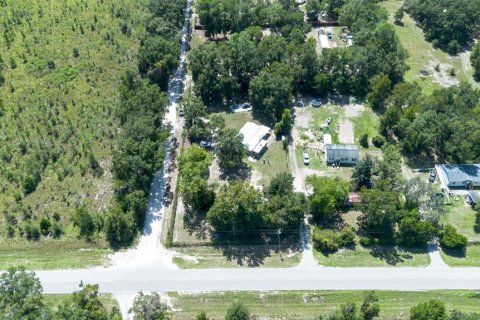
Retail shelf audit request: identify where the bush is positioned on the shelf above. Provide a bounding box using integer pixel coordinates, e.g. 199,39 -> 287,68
39,217 -> 51,236
359,236 -> 373,247
225,302 -> 250,320
312,226 -> 355,254
359,134 -> 369,148
24,222 -> 40,241
440,225 -> 467,250
372,136 -> 385,148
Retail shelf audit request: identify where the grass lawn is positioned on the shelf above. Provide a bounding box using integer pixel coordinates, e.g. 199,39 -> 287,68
173,244 -> 301,269
313,242 -> 430,267
351,109 -> 381,148
220,111 -> 255,131
0,239 -> 111,270
440,200 -> 480,241
380,0 -> 478,94
168,290 -> 480,320
249,140 -> 290,186
440,245 -> 480,267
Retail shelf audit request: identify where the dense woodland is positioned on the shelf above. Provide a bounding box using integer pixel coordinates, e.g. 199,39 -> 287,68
0,0 -> 149,241
0,0 -> 186,246
406,0 -> 480,54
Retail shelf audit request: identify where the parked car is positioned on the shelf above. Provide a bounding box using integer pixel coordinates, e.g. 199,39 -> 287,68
241,102 -> 252,111
199,141 -> 212,149
429,170 -> 436,183
179,105 -> 185,116
327,32 -> 333,39
303,152 -> 310,165
230,103 -> 241,112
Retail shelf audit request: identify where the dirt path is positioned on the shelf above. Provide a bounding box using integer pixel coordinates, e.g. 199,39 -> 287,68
339,119 -> 354,144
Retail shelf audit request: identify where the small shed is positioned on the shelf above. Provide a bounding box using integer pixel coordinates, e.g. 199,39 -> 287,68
324,144 -> 359,166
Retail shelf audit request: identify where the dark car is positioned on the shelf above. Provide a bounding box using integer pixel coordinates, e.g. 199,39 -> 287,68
428,170 -> 436,183
199,141 -> 212,149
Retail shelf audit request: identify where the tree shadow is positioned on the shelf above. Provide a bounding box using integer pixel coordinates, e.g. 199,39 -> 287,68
183,208 -> 210,241
368,246 -> 428,266
213,239 -> 301,267
442,247 -> 467,258
219,163 -> 252,181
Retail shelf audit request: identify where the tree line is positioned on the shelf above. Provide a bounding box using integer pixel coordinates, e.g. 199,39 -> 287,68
190,0 -> 408,124
406,0 -> 480,54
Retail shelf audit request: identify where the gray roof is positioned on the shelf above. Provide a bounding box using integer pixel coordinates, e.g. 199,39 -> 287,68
439,164 -> 480,183
325,144 -> 359,159
469,191 -> 480,203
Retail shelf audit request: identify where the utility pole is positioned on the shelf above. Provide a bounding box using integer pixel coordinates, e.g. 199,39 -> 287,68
277,229 -> 282,261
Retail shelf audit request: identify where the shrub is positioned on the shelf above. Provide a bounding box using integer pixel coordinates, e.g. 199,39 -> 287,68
312,226 -> 355,254
39,217 -> 51,236
24,222 -> 40,241
440,225 -> 467,250
225,302 -> 250,320
360,134 -> 369,148
372,136 -> 385,148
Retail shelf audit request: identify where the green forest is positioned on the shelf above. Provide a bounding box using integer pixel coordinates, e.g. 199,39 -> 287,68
0,0 -> 185,247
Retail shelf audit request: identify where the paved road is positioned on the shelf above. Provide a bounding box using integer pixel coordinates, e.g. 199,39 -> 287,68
37,265 -> 480,295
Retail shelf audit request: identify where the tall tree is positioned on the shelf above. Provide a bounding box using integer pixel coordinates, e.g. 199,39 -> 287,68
0,267 -> 46,320
472,42 -> 480,82
306,176 -> 350,221
207,181 -> 264,236
410,300 -> 448,320
216,129 -> 247,172
351,154 -> 374,190
249,62 -> 293,120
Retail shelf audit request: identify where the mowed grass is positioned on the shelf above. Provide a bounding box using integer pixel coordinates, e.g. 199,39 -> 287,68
0,239 -> 111,270
441,245 -> 480,267
313,243 -> 430,267
173,244 -> 301,269
440,200 -> 480,241
381,0 -> 478,94
249,140 -> 290,186
168,290 -> 480,320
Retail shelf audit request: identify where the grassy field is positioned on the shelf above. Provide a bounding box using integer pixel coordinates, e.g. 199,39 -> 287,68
440,200 -> 479,241
0,0 -> 148,261
381,0 -> 478,94
313,243 -> 430,267
168,290 -> 480,319
441,245 -> 480,267
250,140 -> 290,186
0,238 -> 111,270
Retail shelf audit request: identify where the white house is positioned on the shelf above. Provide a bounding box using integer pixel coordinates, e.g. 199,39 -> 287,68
436,164 -> 480,188
324,144 -> 359,166
239,122 -> 271,158
319,34 -> 330,51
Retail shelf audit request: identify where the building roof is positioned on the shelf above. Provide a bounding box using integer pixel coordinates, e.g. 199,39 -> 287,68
469,191 -> 480,204
319,34 -> 330,49
325,144 -> 359,159
439,164 -> 480,183
239,122 -> 270,153
323,133 -> 332,145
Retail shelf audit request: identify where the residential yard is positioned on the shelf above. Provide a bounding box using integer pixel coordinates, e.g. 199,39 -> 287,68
0,238 -> 111,270
173,244 -> 301,269
441,245 -> 480,267
381,0 -> 478,94
168,290 -> 480,320
250,141 -> 290,186
313,242 -> 430,267
440,200 -> 480,241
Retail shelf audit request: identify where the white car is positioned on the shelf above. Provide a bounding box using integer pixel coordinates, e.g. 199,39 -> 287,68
303,152 -> 310,165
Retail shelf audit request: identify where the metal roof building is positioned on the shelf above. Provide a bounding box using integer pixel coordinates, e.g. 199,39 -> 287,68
239,122 -> 271,158
324,144 -> 359,166
436,164 -> 480,188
